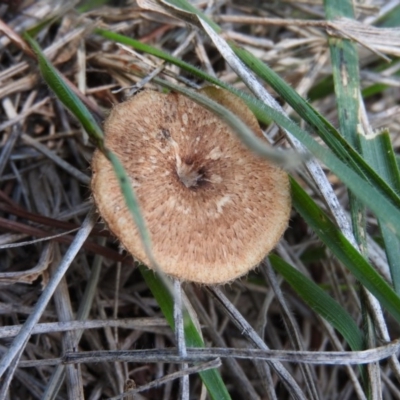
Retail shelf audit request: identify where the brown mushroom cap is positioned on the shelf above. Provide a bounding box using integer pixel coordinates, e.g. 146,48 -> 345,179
91,87 -> 291,284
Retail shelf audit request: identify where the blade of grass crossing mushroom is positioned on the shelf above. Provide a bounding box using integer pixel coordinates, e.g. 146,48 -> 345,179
104,150 -> 154,263
232,44 -> 362,170
152,77 -> 302,168
290,177 -> 400,325
140,266 -> 232,400
24,32 -> 231,400
23,33 -> 161,277
269,254 -> 364,352
149,0 -> 400,218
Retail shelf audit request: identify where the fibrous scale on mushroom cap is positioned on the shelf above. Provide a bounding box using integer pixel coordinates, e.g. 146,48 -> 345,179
91,87 -> 291,284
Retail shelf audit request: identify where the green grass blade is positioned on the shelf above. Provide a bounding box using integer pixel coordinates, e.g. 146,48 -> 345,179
291,177 -> 400,324
151,78 -> 301,167
24,33 -> 231,400
323,0 -> 367,262
269,254 -> 364,351
104,151 -> 151,246
327,40 -> 359,149
360,129 -> 400,294
140,266 -> 231,400
230,48 -> 354,167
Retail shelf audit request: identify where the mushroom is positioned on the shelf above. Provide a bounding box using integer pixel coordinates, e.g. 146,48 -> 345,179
91,87 -> 291,285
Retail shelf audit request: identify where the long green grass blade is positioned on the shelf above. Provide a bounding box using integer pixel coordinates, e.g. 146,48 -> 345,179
324,0 -> 367,265
269,255 -> 364,352
24,32 -> 230,400
291,177 -> 400,324
326,39 -> 359,149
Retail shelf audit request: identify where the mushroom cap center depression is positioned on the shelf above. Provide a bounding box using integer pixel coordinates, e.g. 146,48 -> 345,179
91,90 -> 291,284
176,158 -> 206,188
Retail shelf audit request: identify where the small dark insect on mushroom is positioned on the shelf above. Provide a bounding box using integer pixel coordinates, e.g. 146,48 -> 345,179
91,87 -> 291,285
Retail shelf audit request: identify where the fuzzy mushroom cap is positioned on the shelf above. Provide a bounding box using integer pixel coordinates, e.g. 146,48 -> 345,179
91,87 -> 291,284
